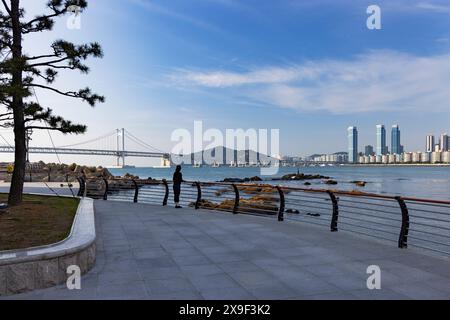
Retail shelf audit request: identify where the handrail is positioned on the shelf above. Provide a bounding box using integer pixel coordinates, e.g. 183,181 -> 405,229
73,176 -> 450,206
78,177 -> 450,257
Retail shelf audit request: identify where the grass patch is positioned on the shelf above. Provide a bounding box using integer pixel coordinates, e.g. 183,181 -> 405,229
0,194 -> 79,251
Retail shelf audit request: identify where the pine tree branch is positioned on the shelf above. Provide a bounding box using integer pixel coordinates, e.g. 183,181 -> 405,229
28,56 -> 70,67
25,126 -> 66,131
1,0 -> 11,16
26,54 -> 58,61
27,83 -> 78,97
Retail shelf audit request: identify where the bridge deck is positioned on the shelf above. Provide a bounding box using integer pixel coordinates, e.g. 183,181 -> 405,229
5,201 -> 450,300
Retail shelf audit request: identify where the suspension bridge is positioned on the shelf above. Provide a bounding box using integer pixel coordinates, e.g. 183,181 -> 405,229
0,129 -> 171,168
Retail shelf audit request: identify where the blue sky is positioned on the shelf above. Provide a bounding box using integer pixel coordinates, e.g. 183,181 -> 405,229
2,0 -> 450,165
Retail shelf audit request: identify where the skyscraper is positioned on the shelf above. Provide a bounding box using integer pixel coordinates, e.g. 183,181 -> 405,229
365,145 -> 374,156
426,135 -> 435,153
348,126 -> 358,163
440,133 -> 449,151
376,125 -> 386,156
391,125 -> 401,155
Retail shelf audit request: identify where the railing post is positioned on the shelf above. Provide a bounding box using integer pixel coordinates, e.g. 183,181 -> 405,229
232,184 -> 240,214
395,196 -> 409,249
276,186 -> 285,222
76,177 -> 82,197
103,178 -> 109,201
132,179 -> 139,203
327,191 -> 339,232
162,179 -> 169,206
48,167 -> 51,182
77,176 -> 86,197
195,182 -> 202,209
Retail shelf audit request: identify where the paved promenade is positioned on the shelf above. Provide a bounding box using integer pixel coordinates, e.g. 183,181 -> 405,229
5,200 -> 450,300
0,182 -> 77,197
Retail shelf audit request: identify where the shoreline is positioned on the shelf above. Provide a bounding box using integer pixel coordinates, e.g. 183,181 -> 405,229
342,163 -> 450,167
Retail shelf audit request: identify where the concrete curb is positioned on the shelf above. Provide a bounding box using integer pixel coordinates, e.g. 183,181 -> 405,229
0,198 -> 96,296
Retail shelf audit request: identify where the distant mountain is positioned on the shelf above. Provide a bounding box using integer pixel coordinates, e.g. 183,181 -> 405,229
171,146 -> 275,165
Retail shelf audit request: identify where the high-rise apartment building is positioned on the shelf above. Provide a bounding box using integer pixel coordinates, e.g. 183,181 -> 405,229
365,145 -> 374,156
426,135 -> 435,153
376,125 -> 387,156
348,126 -> 358,163
391,125 -> 401,155
440,133 -> 449,152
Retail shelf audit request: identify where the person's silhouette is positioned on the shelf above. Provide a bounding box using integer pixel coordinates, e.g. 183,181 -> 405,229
173,165 -> 184,208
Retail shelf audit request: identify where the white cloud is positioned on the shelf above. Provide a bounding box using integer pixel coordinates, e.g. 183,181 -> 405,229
128,0 -> 224,34
415,2 -> 450,13
169,51 -> 450,114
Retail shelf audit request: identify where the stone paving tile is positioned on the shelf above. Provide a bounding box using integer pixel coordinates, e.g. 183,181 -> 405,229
171,254 -> 212,266
148,290 -> 204,300
5,200 -> 450,300
188,274 -> 241,291
387,282 -> 450,300
97,270 -> 143,286
200,286 -> 256,300
96,281 -> 149,299
145,278 -> 197,295
179,264 -> 224,278
139,266 -> 186,281
228,270 -> 278,288
218,261 -> 262,273
245,282 -> 298,300
132,247 -> 169,260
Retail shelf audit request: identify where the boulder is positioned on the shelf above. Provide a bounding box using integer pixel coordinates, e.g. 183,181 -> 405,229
351,181 -> 367,187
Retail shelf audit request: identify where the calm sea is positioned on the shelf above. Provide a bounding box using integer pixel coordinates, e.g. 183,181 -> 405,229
109,165 -> 450,201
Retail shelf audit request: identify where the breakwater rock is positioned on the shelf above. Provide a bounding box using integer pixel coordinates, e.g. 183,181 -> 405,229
221,176 -> 263,183
1,162 -> 114,183
273,173 -> 331,181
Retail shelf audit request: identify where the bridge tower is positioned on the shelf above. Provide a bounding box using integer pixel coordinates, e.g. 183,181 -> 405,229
116,128 -> 126,167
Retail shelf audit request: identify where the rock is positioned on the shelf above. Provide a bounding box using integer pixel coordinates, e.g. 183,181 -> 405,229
351,181 -> 367,187
325,180 -> 338,185
304,182 -> 311,186
222,178 -> 244,183
286,209 -> 300,214
276,173 -> 330,181
222,176 -> 262,183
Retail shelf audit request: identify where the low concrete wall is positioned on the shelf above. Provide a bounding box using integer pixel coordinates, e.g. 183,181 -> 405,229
0,198 -> 96,296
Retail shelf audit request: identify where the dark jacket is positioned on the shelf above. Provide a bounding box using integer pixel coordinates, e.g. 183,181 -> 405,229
173,171 -> 183,186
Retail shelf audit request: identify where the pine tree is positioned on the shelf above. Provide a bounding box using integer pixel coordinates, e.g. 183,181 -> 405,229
0,0 -> 104,206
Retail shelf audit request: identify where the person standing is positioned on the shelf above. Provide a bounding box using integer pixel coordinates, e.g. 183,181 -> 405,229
173,165 -> 184,208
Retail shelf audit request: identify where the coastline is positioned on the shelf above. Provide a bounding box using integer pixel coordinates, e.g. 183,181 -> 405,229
342,163 -> 450,167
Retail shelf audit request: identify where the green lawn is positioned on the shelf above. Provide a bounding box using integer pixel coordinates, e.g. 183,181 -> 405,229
0,194 -> 79,251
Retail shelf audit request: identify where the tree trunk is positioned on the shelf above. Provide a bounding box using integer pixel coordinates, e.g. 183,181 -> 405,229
8,0 -> 25,206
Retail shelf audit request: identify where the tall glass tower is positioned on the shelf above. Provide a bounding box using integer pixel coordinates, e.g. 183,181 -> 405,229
376,125 -> 386,156
348,126 -> 358,163
391,125 -> 401,155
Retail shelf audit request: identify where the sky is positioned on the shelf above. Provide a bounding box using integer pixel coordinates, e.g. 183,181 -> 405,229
1,0 -> 450,166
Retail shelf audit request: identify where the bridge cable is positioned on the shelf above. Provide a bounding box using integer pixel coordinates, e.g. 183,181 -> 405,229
31,87 -> 75,197
0,133 -> 12,147
125,129 -> 167,153
56,130 -> 117,149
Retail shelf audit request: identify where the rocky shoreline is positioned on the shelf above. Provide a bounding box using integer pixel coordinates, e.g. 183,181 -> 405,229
0,162 -> 139,183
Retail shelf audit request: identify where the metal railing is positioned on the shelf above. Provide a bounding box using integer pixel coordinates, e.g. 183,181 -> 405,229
77,177 -> 450,256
